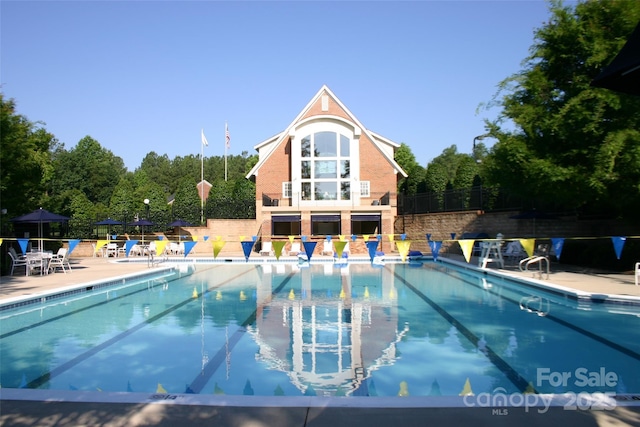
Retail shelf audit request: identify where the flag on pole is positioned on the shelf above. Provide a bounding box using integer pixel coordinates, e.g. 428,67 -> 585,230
225,123 -> 230,149
201,129 -> 208,147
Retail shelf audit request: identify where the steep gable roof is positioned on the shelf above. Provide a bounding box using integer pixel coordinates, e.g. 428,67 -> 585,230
246,85 -> 407,179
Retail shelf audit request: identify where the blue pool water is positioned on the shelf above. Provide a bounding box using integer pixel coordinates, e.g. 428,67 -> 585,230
1,260 -> 638,398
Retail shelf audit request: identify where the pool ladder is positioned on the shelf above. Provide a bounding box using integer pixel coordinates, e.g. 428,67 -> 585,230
519,255 -> 550,280
147,251 -> 168,268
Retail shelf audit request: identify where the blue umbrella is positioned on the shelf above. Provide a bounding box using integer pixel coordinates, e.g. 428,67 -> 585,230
128,219 -> 154,244
11,208 -> 70,251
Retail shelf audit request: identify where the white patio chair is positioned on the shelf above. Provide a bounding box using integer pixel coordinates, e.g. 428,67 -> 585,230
49,248 -> 71,274
105,243 -> 118,257
260,241 -> 274,256
635,262 -> 639,286
9,247 -> 28,276
288,242 -> 301,256
321,240 -> 334,256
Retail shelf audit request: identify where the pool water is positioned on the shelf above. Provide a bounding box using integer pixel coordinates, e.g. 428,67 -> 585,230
1,261 -> 638,398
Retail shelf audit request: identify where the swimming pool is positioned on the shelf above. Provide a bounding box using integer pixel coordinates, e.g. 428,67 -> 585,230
1,259 -> 638,400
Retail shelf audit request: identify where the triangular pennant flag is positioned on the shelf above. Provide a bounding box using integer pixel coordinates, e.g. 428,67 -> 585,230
334,241 -> 347,259
213,240 -> 226,258
451,233 -> 457,240
611,236 -> 626,260
363,234 -> 370,241
429,240 -> 442,261
426,233 -> 432,241
301,235 -> 308,242
239,235 -> 246,242
302,241 -> 317,261
377,234 -> 382,241
519,239 -> 536,257
272,241 -> 286,260
216,235 -> 222,241
339,235 -> 346,241
400,234 -> 406,241
252,235 -> 258,242
0,238 -> 3,247
366,240 -> 379,262
192,236 -> 198,242
351,234 -> 357,241
155,240 -> 169,256
458,240 -> 475,263
241,241 -> 254,260
203,236 -> 210,241
550,237 -> 565,261
388,234 -> 395,242
396,240 -> 411,262
183,241 -> 197,257
157,235 -> 163,241
288,235 -> 295,243
125,240 -> 139,257
67,239 -> 80,255
326,235 -> 332,242
17,238 -> 28,254
95,239 -> 108,254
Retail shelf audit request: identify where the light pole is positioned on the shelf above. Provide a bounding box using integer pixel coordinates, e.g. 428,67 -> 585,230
473,134 -> 490,162
143,199 -> 150,244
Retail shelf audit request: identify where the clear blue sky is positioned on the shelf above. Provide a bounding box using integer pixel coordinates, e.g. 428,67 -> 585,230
1,1 -> 556,172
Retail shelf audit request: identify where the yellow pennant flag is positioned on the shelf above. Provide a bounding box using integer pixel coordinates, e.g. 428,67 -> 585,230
192,236 -> 198,242
155,240 -> 169,256
272,241 -> 286,260
288,235 -> 295,243
96,240 -> 108,252
519,239 -> 536,257
388,234 -> 395,242
216,235 -> 222,241
339,234 -> 346,241
239,235 -> 245,242
396,240 -> 411,262
363,235 -> 370,241
0,238 -> 3,247
458,240 -> 475,263
334,240 -> 347,258
213,240 -> 226,258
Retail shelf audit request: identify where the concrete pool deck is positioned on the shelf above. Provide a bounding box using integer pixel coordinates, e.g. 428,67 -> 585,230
1,254 -> 640,426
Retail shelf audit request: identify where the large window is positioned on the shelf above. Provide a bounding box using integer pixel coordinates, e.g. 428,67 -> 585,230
311,214 -> 341,236
300,132 -> 351,201
272,215 -> 301,236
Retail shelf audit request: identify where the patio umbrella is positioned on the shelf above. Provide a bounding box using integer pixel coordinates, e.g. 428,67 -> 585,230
10,208 -> 70,251
591,21 -> 640,96
167,219 -> 194,241
128,219 -> 154,244
94,218 -> 122,239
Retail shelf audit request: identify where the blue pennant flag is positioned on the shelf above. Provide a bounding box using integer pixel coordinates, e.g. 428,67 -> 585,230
67,239 -> 81,255
366,240 -> 379,262
550,237 -> 565,261
125,240 -> 139,257
241,241 -> 255,260
429,240 -> 442,261
611,236 -> 626,260
183,241 -> 197,257
426,233 -> 432,241
17,238 -> 29,254
302,241 -> 317,261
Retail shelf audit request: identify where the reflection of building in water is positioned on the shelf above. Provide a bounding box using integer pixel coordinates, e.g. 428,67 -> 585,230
247,263 -> 408,396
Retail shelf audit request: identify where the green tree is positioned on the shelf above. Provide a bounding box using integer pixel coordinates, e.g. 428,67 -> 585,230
50,136 -> 127,206
395,143 -> 425,195
0,94 -> 56,217
485,0 -> 640,217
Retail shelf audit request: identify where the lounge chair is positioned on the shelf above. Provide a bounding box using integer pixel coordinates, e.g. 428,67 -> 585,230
321,240 -> 334,256
288,242 -> 301,256
9,247 -> 28,276
260,241 -> 274,256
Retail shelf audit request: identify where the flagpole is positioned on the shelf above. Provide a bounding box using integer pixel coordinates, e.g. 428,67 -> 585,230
224,121 -> 228,182
201,129 -> 205,225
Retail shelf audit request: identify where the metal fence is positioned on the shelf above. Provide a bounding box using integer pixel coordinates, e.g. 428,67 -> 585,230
397,186 -> 531,215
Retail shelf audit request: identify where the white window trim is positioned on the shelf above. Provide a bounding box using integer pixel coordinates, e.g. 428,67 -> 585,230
360,181 -> 370,197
